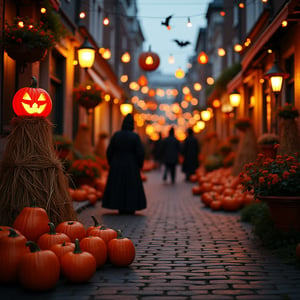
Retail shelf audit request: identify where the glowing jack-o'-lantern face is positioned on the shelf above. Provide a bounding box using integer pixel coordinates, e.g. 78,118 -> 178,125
12,77 -> 52,117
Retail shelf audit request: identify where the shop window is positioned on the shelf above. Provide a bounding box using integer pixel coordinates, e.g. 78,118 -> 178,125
50,50 -> 65,134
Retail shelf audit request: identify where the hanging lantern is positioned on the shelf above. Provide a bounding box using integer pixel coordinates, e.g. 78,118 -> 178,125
201,110 -> 211,121
121,52 -> 131,63
197,51 -> 209,64
78,38 -> 96,69
138,46 -> 160,71
175,68 -> 185,79
264,63 -> 289,94
13,77 -> 52,117
229,90 -> 241,107
120,99 -> 133,116
137,75 -> 148,87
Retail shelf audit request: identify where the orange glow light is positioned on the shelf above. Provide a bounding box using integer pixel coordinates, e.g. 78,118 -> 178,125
234,44 -> 243,52
197,51 -> 209,64
212,99 -> 221,108
103,17 -> 110,26
121,52 -> 131,63
79,12 -> 86,19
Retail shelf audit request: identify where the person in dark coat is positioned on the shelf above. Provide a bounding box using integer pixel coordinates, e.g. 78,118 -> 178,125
161,127 -> 181,184
102,114 -> 147,214
181,128 -> 199,181
152,132 -> 163,169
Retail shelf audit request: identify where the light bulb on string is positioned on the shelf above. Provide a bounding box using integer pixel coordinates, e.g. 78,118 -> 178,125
168,54 -> 175,64
187,17 -> 192,28
103,16 -> 110,26
79,12 -> 86,19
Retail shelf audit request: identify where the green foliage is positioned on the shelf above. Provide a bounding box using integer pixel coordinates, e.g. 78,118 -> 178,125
241,202 -> 300,265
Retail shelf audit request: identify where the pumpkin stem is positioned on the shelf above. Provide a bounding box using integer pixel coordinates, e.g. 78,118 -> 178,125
31,76 -> 38,88
73,238 -> 83,254
26,241 -> 41,252
91,215 -> 100,226
62,241 -> 66,246
115,229 -> 123,239
8,228 -> 19,238
48,222 -> 56,235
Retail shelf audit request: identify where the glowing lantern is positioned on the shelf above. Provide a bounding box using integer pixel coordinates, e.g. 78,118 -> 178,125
137,75 -> 148,87
212,99 -> 221,108
101,48 -> 111,60
13,77 -> 52,117
218,48 -> 226,57
120,99 -> 133,116
121,52 -> 131,63
138,47 -> 160,71
103,16 -> 109,26
229,90 -> 241,107
175,68 -> 185,79
234,44 -> 243,52
148,89 -> 156,97
78,38 -> 95,69
197,51 -> 209,64
201,110 -> 211,121
193,83 -> 202,91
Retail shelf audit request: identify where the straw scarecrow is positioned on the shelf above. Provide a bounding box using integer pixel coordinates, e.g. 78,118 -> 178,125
0,77 -> 76,226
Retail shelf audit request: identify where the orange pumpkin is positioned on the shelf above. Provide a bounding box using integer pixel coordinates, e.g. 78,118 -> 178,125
80,236 -> 107,268
0,229 -> 29,283
13,206 -> 50,242
50,241 -> 75,264
19,241 -> 60,291
138,47 -> 160,71
61,238 -> 96,283
56,221 -> 86,242
88,226 -> 118,245
12,77 -> 52,117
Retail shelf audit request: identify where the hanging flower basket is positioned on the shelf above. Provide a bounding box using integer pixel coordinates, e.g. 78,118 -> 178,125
73,83 -> 104,113
5,44 -> 48,63
1,17 -> 56,64
234,117 -> 252,132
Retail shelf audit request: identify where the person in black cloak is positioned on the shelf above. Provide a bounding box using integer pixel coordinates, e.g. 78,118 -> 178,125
161,127 -> 181,184
102,113 -> 147,214
181,127 -> 199,181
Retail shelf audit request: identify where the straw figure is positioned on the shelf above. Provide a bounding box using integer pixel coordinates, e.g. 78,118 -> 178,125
0,117 -> 76,226
277,104 -> 300,155
231,118 -> 258,176
73,123 -> 94,156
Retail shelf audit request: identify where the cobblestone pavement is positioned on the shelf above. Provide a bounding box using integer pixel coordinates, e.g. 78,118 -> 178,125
2,168 -> 300,300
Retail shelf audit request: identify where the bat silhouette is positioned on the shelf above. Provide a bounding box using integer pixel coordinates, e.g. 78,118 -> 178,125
161,15 -> 173,29
173,39 -> 191,47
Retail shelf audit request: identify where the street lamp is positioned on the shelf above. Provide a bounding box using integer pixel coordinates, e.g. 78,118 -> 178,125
264,62 -> 289,132
120,98 -> 133,116
78,38 -> 96,69
229,90 -> 241,108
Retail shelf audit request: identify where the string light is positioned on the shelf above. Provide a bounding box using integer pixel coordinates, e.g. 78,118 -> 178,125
168,54 -> 175,64
79,12 -> 86,19
187,17 -> 192,28
121,52 -> 131,63
103,16 -> 110,26
40,7 -> 47,14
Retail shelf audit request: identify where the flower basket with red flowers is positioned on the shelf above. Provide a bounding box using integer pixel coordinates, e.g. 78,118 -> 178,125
73,83 -> 104,113
69,158 -> 101,187
277,103 -> 299,119
240,153 -> 300,197
234,117 -> 252,132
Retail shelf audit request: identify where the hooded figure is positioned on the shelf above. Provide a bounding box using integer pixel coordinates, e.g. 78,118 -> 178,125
102,114 -> 147,214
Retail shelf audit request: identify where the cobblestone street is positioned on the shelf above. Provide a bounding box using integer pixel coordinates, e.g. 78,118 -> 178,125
2,168 -> 300,300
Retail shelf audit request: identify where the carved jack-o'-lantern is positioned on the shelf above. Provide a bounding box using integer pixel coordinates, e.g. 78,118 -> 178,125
138,47 -> 160,72
12,77 -> 52,117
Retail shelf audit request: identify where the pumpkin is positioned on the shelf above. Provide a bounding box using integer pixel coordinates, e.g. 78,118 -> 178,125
0,228 -> 29,283
209,199 -> 222,211
88,225 -> 118,245
80,236 -> 107,268
50,241 -> 75,264
86,215 -> 103,236
13,206 -> 50,242
138,47 -> 160,72
18,241 -> 60,291
12,76 -> 52,117
221,195 -> 241,211
0,226 -> 13,239
108,231 -> 135,267
37,222 -> 71,250
56,221 -> 86,242
61,238 -> 96,283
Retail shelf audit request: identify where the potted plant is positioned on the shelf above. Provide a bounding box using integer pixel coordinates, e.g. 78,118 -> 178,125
53,135 -> 73,160
257,133 -> 279,159
1,17 -> 56,64
240,152 -> 300,232
234,117 -> 252,132
68,158 -> 101,187
73,83 -> 104,114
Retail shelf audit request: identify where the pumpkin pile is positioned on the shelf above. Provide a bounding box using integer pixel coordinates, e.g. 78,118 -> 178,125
0,208 -> 136,291
69,184 -> 103,205
192,167 -> 256,212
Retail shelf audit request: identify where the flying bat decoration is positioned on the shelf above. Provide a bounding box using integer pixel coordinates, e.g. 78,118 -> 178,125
173,40 -> 191,47
161,15 -> 173,30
